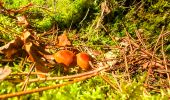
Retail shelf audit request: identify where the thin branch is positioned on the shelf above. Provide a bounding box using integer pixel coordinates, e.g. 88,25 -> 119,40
11,72 -> 49,76
21,62 -> 36,90
135,30 -> 146,49
79,8 -> 89,25
112,72 -> 123,92
123,49 -> 131,82
124,30 -> 133,54
8,66 -> 110,83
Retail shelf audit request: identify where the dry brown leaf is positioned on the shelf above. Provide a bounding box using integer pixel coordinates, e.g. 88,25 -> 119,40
0,37 -> 24,58
21,30 -> 32,43
24,42 -> 34,61
17,15 -> 29,27
57,31 -> 71,47
0,29 -> 53,78
38,51 -> 54,60
0,66 -> 11,82
24,42 -> 50,78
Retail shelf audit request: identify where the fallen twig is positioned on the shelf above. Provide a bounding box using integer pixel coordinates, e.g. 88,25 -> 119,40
8,66 -> 110,83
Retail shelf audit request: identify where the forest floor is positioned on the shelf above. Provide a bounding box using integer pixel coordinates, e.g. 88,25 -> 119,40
0,0 -> 170,99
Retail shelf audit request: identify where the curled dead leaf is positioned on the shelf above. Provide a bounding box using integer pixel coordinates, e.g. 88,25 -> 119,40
0,66 -> 11,82
24,42 -> 50,78
17,15 -> 29,27
21,30 -> 31,43
0,37 -> 24,58
57,31 -> 71,47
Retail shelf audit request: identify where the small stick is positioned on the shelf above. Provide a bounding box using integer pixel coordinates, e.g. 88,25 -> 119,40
100,74 -> 119,91
21,63 -> 36,90
112,72 -> 123,92
0,59 -> 14,62
124,29 -> 133,54
161,36 -> 170,85
11,72 -> 49,76
79,8 -> 90,24
123,50 -> 131,82
154,70 -> 170,73
8,66 -> 110,83
135,30 -> 146,49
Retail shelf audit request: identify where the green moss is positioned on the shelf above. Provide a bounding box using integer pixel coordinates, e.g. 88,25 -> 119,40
53,0 -> 91,28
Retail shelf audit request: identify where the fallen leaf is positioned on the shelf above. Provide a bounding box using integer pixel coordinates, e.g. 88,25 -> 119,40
0,37 -> 24,58
24,42 -> 50,78
0,66 -> 11,82
57,31 -> 71,47
17,15 -> 29,27
21,30 -> 32,43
